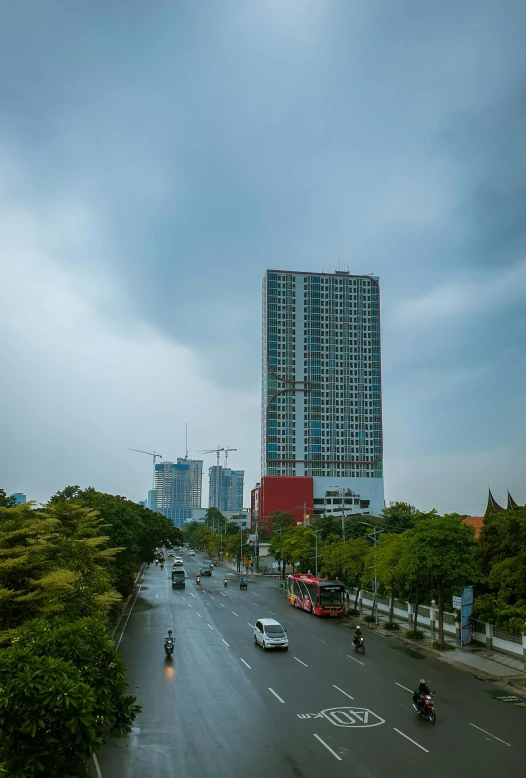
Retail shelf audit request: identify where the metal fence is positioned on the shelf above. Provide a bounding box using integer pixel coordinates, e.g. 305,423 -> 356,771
473,619 -> 486,635
493,627 -> 523,645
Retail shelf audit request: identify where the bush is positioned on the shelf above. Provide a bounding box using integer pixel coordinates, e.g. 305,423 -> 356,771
405,629 -> 424,640
347,608 -> 360,616
383,621 -> 400,630
363,614 -> 375,623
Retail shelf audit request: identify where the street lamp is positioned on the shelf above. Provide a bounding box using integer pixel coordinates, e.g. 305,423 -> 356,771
358,521 -> 385,624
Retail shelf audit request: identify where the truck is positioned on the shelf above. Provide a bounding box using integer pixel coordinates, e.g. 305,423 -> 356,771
171,569 -> 186,589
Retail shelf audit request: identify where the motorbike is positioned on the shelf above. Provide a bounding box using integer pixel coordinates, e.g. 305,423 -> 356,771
223,578 -> 228,587
155,559 -> 159,566
164,638 -> 174,657
160,562 -> 164,569
413,693 -> 436,723
196,576 -> 201,586
353,635 -> 365,655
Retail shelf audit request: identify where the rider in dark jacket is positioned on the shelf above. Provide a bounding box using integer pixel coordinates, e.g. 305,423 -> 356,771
413,678 -> 431,709
353,625 -> 363,646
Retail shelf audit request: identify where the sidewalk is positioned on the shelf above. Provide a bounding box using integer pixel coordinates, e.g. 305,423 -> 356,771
362,610 -> 525,679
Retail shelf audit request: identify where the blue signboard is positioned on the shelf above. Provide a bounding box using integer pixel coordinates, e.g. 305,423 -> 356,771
461,586 -> 474,646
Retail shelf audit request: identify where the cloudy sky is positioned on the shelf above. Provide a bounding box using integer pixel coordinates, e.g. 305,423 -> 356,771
1,0 -> 525,515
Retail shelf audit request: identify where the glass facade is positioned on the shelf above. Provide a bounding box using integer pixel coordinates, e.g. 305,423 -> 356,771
261,270 -> 383,503
209,466 -> 244,511
154,459 -> 203,527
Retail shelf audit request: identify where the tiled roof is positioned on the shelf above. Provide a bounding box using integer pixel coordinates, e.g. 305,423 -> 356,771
463,516 -> 484,538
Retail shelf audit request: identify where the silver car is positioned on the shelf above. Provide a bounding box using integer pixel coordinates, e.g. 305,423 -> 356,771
254,618 -> 289,651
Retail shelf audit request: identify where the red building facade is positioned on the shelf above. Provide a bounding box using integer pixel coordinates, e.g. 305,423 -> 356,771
251,476 -> 314,533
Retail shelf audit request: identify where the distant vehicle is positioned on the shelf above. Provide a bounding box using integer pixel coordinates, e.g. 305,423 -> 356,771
173,558 -> 184,568
171,569 -> 186,589
200,565 -> 212,577
188,550 -> 196,556
168,551 -> 174,558
254,618 -> 288,651
287,574 -> 346,617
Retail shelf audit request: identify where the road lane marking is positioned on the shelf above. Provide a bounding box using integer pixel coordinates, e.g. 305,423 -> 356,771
253,602 -> 259,606
210,596 -> 215,600
252,592 -> 259,596
240,658 -> 251,669
116,584 -> 142,650
220,592 -> 227,597
287,622 -> 298,628
220,603 -> 225,607
313,734 -> 342,761
269,610 -> 277,616
92,754 -> 103,778
294,657 -> 308,667
333,685 -> 354,700
222,639 -> 230,646
232,612 -> 239,616
188,604 -> 193,608
197,613 -> 202,617
395,683 -> 413,693
268,688 -> 285,704
315,636 -> 327,644
469,723 -> 511,747
190,592 -> 196,598
247,623 -> 255,628
207,623 -> 214,631
393,728 -> 429,753
347,654 -> 364,666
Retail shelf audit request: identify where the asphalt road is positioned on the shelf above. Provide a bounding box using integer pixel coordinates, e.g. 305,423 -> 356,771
96,552 -> 526,778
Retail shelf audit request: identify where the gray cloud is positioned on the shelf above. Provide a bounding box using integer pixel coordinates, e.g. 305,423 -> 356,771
1,0 -> 525,509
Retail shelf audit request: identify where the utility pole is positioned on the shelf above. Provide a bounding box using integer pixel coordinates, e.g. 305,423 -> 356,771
130,448 -> 163,491
358,521 -> 385,624
312,527 -> 322,577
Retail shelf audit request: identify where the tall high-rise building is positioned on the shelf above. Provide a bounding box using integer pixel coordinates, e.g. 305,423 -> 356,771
208,466 -> 245,512
261,269 -> 383,517
154,458 -> 203,526
11,493 -> 26,505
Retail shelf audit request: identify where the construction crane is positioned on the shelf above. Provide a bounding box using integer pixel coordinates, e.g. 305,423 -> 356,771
199,447 -> 224,466
223,447 -> 237,467
130,448 -> 163,491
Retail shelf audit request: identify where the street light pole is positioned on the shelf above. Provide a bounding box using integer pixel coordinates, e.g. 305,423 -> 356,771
311,528 -> 322,577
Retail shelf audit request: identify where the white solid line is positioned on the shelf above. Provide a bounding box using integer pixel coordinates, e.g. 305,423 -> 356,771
240,658 -> 251,669
115,585 -> 141,650
313,734 -> 342,761
248,623 -> 255,628
92,754 -> 103,778
232,611 -> 239,616
222,638 -> 230,646
268,688 -> 286,704
395,682 -> 413,693
469,723 -> 511,747
333,685 -> 354,700
347,654 -> 364,666
294,656 -> 308,667
207,623 -> 214,630
393,728 -> 429,753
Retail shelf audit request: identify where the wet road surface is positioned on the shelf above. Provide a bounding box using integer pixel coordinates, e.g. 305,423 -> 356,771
95,553 -> 526,778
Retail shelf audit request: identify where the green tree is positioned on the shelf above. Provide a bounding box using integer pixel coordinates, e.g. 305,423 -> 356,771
312,514 -> 342,543
0,489 -> 16,508
380,502 -> 420,532
404,514 -> 477,647
259,509 -> 295,541
367,533 -> 409,623
320,537 -> 369,609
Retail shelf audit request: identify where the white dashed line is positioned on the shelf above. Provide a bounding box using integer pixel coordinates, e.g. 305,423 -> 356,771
210,596 -> 215,600
232,612 -> 239,616
268,688 -> 285,703
395,683 -> 413,693
222,639 -> 230,646
188,604 -> 193,608
294,657 -> 308,667
240,658 -> 251,669
269,610 -> 277,616
253,602 -> 259,606
315,636 -> 327,644
197,613 -> 202,618
393,728 -> 429,753
252,592 -> 259,596
287,622 -> 297,628
207,623 -> 214,631
220,592 -> 227,597
347,654 -> 364,666
333,685 -> 354,700
313,734 -> 342,761
469,723 -> 511,747
220,603 -> 226,608
190,592 -> 196,598
247,623 -> 255,628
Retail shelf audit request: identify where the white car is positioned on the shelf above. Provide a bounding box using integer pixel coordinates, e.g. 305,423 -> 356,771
188,550 -> 196,556
173,558 -> 184,567
254,618 -> 288,651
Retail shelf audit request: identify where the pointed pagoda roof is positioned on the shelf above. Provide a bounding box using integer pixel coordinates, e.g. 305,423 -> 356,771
507,491 -> 520,510
485,488 -> 504,516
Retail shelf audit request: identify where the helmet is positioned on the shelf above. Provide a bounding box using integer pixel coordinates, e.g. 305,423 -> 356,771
420,678 -> 425,685
168,629 -> 173,636
356,625 -> 361,630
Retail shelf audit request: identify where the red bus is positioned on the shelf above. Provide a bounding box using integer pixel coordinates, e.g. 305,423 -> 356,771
287,574 -> 346,617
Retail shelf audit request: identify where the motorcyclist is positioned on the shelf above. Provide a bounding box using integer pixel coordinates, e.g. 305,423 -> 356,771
196,574 -> 201,585
413,678 -> 431,710
353,625 -> 363,646
164,629 -> 175,651
223,575 -> 228,586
